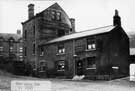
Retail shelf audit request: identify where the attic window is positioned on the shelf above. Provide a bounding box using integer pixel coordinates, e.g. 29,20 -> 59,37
56,12 -> 61,20
51,11 -> 55,20
51,11 -> 61,21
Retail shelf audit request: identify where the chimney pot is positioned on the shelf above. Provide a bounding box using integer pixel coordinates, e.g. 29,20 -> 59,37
28,4 -> 34,19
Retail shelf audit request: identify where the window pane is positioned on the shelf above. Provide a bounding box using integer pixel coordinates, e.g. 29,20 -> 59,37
56,12 -> 61,20
19,47 -> 23,52
33,44 -> 35,54
0,46 -> 3,52
10,46 -> 13,52
58,44 -> 65,54
87,38 -> 96,50
57,60 -> 65,71
87,57 -> 96,68
51,11 -> 55,19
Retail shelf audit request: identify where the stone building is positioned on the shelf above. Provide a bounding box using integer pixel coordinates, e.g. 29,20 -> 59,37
22,3 -> 75,70
0,30 -> 23,61
22,3 -> 129,80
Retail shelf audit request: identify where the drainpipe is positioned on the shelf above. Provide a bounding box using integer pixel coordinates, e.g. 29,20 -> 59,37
73,39 -> 76,76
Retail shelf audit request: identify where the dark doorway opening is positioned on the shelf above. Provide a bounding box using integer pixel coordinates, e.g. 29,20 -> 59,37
76,60 -> 84,75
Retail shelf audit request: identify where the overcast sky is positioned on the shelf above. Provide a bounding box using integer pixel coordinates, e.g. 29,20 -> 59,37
0,0 -> 135,33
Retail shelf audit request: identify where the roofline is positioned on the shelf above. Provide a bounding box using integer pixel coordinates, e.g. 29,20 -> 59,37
45,31 -> 110,45
22,2 -> 59,25
39,25 -> 116,46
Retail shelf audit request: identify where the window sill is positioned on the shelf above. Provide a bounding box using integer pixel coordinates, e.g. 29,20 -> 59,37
86,68 -> 96,70
56,53 -> 65,55
39,71 -> 46,72
40,54 -> 44,56
85,49 -> 96,52
57,70 -> 65,71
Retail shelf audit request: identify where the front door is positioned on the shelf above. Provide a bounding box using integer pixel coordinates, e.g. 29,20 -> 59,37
76,60 -> 83,75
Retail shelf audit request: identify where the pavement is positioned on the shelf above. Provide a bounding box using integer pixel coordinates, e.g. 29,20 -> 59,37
0,75 -> 135,91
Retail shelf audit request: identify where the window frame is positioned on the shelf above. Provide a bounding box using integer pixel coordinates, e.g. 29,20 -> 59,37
39,61 -> 46,72
24,47 -> 27,56
51,11 -> 56,20
9,46 -> 14,53
56,12 -> 61,21
19,47 -> 23,53
24,30 -> 27,39
32,43 -> 35,55
40,46 -> 44,56
56,60 -> 65,71
57,43 -> 65,54
33,25 -> 35,36
86,57 -> 96,69
0,46 -> 4,52
86,38 -> 96,51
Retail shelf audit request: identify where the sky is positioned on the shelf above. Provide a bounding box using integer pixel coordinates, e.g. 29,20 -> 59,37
0,0 -> 135,34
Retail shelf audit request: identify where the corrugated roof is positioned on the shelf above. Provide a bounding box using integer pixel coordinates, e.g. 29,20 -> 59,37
0,33 -> 22,41
44,25 -> 115,44
130,48 -> 135,55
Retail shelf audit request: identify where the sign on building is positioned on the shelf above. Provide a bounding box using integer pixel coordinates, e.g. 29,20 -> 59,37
130,64 -> 135,81
11,80 -> 52,91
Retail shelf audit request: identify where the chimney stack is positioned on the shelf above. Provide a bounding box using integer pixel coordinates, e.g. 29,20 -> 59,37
28,4 -> 34,19
113,9 -> 121,26
70,18 -> 75,33
17,30 -> 21,35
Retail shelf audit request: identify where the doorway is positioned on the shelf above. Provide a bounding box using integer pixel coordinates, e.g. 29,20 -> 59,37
76,60 -> 84,75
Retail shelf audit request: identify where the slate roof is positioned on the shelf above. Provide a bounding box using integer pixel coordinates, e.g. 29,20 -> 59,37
40,25 -> 116,45
0,33 -> 22,41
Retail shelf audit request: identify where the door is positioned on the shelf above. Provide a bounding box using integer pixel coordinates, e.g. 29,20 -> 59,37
76,60 -> 84,75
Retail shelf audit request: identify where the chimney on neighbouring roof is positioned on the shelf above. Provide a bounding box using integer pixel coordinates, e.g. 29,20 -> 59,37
113,9 -> 121,26
70,18 -> 75,33
17,30 -> 21,35
28,4 -> 34,19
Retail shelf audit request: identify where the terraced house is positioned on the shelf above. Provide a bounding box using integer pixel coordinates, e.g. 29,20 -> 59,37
22,3 -> 129,80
